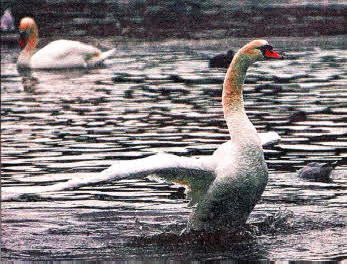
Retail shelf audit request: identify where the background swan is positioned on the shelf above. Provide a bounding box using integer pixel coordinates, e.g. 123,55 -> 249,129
209,49 -> 235,68
3,39 -> 282,233
17,17 -> 115,70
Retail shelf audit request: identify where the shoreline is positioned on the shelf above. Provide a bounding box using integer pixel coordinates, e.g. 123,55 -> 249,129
2,2 -> 345,39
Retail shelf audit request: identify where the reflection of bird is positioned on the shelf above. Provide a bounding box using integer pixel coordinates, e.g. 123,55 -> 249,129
209,49 -> 234,68
1,9 -> 15,32
17,17 -> 115,70
297,157 -> 347,182
3,40 -> 282,233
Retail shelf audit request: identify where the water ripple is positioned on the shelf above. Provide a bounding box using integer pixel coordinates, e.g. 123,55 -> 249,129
1,37 -> 346,260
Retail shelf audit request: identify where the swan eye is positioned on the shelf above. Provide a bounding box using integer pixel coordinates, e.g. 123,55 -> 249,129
257,45 -> 273,55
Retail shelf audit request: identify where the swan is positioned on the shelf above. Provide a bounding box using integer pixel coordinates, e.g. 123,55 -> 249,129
209,49 -> 235,68
3,39 -> 282,232
17,17 -> 115,70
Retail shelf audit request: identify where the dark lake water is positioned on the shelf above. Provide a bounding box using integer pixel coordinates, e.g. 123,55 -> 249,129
1,36 -> 346,262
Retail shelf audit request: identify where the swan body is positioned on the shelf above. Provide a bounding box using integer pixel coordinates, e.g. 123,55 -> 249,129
4,39 -> 282,232
17,17 -> 115,70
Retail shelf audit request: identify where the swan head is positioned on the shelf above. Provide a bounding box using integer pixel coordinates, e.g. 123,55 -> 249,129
238,39 -> 281,64
19,17 -> 37,48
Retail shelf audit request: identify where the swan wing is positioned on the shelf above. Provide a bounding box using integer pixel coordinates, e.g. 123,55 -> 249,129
259,131 -> 281,147
2,132 -> 279,201
1,153 -> 215,201
66,153 -> 216,188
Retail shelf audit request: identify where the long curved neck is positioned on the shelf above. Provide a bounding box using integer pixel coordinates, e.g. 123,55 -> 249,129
18,27 -> 38,68
222,52 -> 258,144
222,53 -> 252,114
24,30 -> 37,55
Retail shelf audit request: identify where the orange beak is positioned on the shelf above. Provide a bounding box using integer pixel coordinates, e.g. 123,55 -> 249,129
264,49 -> 281,58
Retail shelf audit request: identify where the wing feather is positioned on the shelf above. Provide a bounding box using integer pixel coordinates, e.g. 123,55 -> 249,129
1,153 -> 215,201
1,132 -> 280,201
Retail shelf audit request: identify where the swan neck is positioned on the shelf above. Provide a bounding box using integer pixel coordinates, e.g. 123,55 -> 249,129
24,28 -> 38,55
222,52 -> 259,143
18,26 -> 38,68
222,53 -> 250,115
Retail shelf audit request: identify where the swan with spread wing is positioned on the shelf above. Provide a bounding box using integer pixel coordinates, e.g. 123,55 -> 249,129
4,39 -> 282,232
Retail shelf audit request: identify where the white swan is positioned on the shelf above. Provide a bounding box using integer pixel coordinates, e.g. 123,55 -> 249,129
3,39 -> 282,232
17,17 -> 115,70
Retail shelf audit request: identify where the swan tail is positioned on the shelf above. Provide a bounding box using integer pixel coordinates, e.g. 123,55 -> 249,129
88,49 -> 116,66
100,49 -> 116,61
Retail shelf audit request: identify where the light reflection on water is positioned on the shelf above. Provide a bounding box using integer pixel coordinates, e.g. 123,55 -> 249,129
1,36 -> 346,261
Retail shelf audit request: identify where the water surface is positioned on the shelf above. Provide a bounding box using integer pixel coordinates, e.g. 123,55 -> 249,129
1,36 -> 346,261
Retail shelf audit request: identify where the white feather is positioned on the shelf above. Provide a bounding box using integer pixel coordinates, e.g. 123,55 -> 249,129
1,132 -> 280,201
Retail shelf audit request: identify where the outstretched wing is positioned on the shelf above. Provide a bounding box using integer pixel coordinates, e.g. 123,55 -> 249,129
1,131 -> 280,201
60,153 -> 216,189
1,153 -> 215,201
